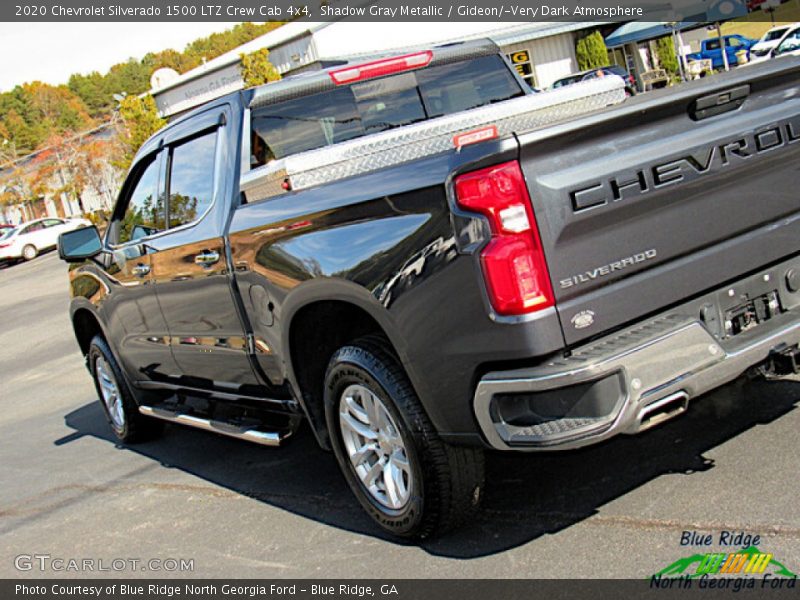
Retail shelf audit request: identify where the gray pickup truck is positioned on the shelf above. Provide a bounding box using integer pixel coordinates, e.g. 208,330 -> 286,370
58,40 -> 800,538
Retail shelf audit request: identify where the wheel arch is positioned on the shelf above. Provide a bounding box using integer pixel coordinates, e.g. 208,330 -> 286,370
70,304 -> 108,357
282,279 -> 412,449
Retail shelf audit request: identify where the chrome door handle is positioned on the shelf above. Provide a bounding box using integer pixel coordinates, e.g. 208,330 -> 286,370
132,263 -> 150,277
194,250 -> 220,266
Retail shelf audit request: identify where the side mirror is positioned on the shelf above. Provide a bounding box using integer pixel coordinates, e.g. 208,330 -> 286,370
58,226 -> 103,262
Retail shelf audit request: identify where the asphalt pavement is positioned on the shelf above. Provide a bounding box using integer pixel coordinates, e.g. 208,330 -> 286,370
1,252 -> 798,578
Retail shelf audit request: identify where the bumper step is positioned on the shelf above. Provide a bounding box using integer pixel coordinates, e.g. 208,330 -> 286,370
474,308 -> 800,451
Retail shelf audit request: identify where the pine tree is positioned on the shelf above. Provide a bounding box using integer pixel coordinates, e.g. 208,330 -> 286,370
655,36 -> 680,77
240,48 -> 281,88
116,95 -> 165,171
576,31 -> 610,71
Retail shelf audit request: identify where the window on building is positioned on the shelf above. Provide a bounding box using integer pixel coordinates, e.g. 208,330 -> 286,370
505,49 -> 537,89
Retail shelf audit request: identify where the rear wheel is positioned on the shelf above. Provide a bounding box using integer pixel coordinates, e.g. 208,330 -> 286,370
324,335 -> 484,539
88,335 -> 163,443
22,244 -> 37,261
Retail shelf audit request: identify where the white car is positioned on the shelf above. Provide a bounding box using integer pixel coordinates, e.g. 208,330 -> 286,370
749,23 -> 800,63
0,217 -> 92,262
749,23 -> 795,63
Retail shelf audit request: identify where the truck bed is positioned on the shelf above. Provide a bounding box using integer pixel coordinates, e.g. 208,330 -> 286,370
518,57 -> 800,345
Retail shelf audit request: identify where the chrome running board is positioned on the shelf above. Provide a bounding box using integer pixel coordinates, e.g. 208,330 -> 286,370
138,406 -> 287,447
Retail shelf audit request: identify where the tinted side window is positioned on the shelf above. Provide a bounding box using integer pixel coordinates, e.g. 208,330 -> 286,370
167,131 -> 216,229
43,219 -> 63,227
116,158 -> 163,245
765,28 -> 788,41
24,222 -> 44,233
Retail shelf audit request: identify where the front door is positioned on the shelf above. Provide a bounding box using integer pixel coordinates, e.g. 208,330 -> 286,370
101,151 -> 180,383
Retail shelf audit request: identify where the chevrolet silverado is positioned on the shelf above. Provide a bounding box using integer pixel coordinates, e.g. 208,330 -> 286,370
58,41 -> 800,538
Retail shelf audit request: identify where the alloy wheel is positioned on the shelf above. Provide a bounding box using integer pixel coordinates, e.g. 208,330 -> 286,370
95,356 -> 125,430
338,383 -> 413,510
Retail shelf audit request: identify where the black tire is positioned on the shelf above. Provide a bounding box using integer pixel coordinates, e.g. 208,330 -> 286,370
324,335 -> 484,539
88,335 -> 164,443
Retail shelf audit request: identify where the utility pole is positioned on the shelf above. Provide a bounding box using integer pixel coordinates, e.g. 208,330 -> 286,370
670,24 -> 687,83
716,22 -> 730,72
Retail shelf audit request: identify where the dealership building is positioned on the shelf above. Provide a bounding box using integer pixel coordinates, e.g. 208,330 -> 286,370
150,21 -> 604,118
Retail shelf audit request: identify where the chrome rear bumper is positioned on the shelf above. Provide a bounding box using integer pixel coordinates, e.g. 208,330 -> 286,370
474,264 -> 800,451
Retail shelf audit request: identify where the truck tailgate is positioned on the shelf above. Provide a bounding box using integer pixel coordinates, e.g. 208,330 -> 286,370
519,58 -> 800,345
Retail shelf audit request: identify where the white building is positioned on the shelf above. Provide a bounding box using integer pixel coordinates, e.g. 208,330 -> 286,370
151,21 -> 603,118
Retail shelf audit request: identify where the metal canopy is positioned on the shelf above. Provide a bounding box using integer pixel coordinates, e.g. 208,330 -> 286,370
605,22 -> 694,48
605,0 -> 748,47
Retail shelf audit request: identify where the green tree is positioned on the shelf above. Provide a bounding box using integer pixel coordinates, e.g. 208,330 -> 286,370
576,31 -> 610,71
67,71 -> 112,117
3,23 -> 287,156
655,36 -> 680,77
240,48 -> 281,88
116,95 -> 165,171
186,22 -> 283,67
0,83 -> 92,153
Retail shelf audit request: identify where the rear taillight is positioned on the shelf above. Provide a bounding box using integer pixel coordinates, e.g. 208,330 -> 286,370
329,51 -> 433,85
455,161 -> 554,316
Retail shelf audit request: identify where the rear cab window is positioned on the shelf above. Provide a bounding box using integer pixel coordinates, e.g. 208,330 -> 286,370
250,54 -> 524,166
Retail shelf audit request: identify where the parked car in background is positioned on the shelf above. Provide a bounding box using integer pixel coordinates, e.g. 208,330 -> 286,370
749,23 -> 796,62
772,24 -> 800,58
686,35 -> 757,69
0,217 -> 92,263
552,65 -> 637,96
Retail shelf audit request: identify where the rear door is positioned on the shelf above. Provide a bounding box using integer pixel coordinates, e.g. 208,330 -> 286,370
41,218 -> 67,247
518,60 -> 800,345
19,221 -> 46,249
705,39 -> 723,67
146,106 -> 263,390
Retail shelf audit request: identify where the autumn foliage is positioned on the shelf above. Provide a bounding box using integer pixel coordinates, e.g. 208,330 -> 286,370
0,22 -> 284,218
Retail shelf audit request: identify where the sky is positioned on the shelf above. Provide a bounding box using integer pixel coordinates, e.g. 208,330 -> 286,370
0,22 -> 242,92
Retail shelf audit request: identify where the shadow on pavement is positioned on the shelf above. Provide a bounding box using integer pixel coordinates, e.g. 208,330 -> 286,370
58,377 -> 799,559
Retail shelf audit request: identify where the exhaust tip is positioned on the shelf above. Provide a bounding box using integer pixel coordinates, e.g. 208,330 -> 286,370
636,391 -> 690,432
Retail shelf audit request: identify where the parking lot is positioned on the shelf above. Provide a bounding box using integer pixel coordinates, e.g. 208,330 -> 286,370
1,252 -> 798,578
